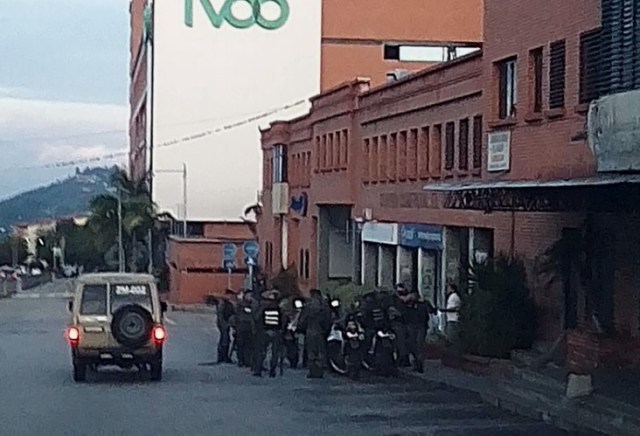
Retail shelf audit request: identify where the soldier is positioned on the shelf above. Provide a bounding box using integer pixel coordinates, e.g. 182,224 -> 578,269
392,283 -> 410,367
235,290 -> 254,368
402,290 -> 432,373
298,289 -> 332,379
252,289 -> 283,378
216,289 -> 237,364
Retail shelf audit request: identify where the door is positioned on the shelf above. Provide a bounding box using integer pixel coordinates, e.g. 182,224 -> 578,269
419,249 -> 438,306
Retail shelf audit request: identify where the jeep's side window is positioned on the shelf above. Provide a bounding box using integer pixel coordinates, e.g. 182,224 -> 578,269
80,285 -> 108,315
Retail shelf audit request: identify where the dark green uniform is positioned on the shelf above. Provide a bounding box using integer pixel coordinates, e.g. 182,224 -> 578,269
235,298 -> 254,367
252,297 -> 283,377
299,292 -> 332,378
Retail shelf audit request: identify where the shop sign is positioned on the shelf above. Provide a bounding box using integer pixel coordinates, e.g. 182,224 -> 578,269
361,222 -> 398,245
399,224 -> 443,249
185,0 -> 290,30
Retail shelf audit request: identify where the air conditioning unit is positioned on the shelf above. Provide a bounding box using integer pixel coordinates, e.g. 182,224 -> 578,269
487,131 -> 511,172
386,69 -> 411,83
271,182 -> 289,215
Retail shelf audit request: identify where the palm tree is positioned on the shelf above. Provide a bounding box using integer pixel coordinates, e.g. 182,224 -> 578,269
88,168 -> 156,272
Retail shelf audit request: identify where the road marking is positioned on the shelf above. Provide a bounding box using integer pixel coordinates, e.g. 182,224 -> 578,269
164,317 -> 177,326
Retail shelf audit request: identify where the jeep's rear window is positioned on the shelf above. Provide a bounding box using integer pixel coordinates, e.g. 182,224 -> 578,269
80,284 -> 108,315
110,284 -> 152,314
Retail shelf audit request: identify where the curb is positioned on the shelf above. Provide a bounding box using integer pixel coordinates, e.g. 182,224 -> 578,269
402,361 -> 639,435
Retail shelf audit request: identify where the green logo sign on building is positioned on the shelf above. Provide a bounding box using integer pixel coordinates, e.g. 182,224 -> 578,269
185,0 -> 290,30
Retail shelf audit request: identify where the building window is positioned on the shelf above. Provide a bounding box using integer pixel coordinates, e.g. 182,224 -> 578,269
398,131 -> 407,181
314,136 -> 320,172
408,129 -> 418,179
383,44 -> 400,60
388,133 -> 397,181
472,116 -> 483,170
332,132 -> 339,169
529,47 -> 543,113
418,127 -> 429,178
378,135 -> 387,182
371,136 -> 379,182
322,135 -> 328,169
444,122 -> 455,171
549,40 -> 566,109
363,138 -> 370,183
580,29 -> 602,104
458,118 -> 469,171
431,124 -> 442,175
272,144 -> 287,183
304,249 -> 310,279
498,58 -> 517,119
342,129 -> 349,165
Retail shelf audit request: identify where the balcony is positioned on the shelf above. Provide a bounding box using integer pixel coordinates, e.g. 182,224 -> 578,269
589,90 -> 640,172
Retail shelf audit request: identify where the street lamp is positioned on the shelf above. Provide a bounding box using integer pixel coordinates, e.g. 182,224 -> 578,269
154,163 -> 188,238
106,187 -> 124,273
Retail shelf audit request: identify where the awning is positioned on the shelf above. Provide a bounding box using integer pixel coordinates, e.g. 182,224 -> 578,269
423,174 -> 640,192
422,174 -> 640,212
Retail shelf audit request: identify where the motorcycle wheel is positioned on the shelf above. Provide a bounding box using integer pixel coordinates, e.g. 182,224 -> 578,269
327,341 -> 348,375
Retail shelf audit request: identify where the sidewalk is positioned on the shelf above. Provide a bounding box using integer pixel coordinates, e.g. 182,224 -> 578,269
403,359 -> 640,435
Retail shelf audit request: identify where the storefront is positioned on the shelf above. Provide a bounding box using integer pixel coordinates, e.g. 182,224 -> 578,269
361,222 -> 398,289
397,224 -> 443,306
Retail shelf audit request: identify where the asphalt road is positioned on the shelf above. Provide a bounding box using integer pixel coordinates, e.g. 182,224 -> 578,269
0,282 -> 574,436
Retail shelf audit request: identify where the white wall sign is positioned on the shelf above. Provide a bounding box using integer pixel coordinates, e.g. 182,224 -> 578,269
487,130 -> 511,172
362,222 -> 398,245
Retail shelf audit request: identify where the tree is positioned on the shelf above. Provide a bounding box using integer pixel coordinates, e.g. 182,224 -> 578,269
460,254 -> 537,358
87,168 -> 156,272
0,236 -> 28,266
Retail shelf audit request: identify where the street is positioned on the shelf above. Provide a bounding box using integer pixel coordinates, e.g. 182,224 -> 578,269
0,283 -> 572,436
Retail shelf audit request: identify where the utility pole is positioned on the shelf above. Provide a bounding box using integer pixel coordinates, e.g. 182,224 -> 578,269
155,163 -> 188,238
182,162 -> 188,239
117,187 -> 124,273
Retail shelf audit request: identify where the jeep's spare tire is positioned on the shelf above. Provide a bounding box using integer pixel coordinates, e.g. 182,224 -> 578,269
111,304 -> 153,348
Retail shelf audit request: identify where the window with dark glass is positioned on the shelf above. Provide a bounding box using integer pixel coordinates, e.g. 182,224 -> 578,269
80,284 -> 107,315
272,144 -> 288,183
529,48 -> 543,113
498,58 -> 517,119
580,28 -> 602,104
472,116 -> 483,170
549,40 -> 566,109
444,122 -> 455,170
458,118 -> 469,171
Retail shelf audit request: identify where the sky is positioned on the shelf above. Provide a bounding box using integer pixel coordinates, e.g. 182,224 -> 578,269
0,0 -> 129,200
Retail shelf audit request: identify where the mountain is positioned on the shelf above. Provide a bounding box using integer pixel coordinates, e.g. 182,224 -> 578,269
0,167 -> 115,231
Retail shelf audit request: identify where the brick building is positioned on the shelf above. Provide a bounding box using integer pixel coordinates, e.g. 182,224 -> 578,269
259,0 -> 640,368
166,221 -> 256,304
128,0 -> 483,302
128,0 -> 484,182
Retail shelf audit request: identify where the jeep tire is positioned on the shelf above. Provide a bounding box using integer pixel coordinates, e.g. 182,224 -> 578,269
73,358 -> 87,382
111,304 -> 153,349
150,355 -> 163,382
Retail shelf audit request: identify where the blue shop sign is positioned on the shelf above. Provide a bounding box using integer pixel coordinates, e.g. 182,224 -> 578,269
399,224 -> 443,249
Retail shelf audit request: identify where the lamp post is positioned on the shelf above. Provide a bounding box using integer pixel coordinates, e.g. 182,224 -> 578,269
154,163 -> 188,238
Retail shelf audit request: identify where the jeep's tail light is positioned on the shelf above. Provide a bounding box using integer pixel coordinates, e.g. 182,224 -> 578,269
67,326 -> 80,345
152,325 -> 166,343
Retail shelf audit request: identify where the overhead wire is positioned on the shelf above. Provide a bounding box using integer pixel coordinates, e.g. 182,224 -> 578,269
0,98 -> 308,172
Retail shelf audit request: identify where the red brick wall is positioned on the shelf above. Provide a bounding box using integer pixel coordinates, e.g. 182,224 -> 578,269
321,0 -> 483,89
482,0 -> 601,181
167,221 -> 256,304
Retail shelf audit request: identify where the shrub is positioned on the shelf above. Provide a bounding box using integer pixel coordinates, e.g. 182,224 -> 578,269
460,254 -> 537,358
321,280 -> 368,307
